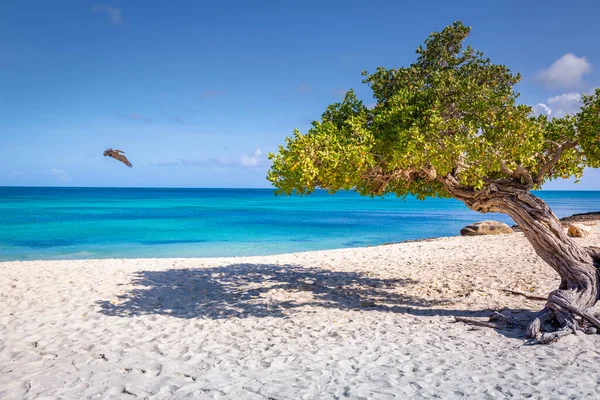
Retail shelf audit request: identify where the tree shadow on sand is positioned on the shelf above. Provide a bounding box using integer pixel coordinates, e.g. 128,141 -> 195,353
97,263 -> 537,339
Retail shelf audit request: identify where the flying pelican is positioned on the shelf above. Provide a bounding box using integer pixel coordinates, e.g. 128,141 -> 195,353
103,148 -> 133,167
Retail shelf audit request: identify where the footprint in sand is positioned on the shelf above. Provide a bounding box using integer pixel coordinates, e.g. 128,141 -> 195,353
140,363 -> 162,377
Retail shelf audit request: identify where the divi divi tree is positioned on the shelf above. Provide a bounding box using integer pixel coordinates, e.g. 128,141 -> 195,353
268,22 -> 600,342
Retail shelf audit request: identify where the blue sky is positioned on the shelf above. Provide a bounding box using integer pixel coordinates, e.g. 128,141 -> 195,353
1,0 -> 599,189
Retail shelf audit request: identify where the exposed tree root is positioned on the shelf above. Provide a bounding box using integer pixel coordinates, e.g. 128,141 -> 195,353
526,308 -> 553,339
589,246 -> 600,264
489,311 -> 525,326
548,295 -> 600,330
539,328 -> 574,345
500,288 -> 547,302
455,311 -> 526,330
455,316 -> 500,329
456,304 -> 600,344
526,294 -> 600,343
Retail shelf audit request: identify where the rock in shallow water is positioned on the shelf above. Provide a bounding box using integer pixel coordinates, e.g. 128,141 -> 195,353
460,220 -> 514,236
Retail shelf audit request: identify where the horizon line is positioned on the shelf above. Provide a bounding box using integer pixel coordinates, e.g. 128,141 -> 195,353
1,185 -> 599,192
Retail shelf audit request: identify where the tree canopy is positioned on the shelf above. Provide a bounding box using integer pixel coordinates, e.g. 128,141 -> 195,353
267,22 -> 600,201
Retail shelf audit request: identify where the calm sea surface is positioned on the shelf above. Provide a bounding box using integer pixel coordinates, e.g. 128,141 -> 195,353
0,187 -> 599,261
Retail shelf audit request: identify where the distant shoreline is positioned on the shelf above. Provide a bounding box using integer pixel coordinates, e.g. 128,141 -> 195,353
510,211 -> 600,232
556,211 -> 600,224
381,211 -> 600,245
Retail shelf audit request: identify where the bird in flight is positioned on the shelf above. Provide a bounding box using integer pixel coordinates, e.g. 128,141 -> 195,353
103,148 -> 133,167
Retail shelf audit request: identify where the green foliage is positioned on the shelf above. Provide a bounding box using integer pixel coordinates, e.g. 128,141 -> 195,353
268,22 -> 600,198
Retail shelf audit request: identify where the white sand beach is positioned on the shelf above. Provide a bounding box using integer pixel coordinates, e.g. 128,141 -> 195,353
1,226 -> 600,399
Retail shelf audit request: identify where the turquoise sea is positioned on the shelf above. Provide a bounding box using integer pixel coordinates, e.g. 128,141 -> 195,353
0,187 -> 599,261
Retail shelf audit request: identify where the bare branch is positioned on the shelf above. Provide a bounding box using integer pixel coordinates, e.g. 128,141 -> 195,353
421,166 -> 437,180
514,165 -> 534,188
360,164 -> 440,194
499,161 -> 513,176
498,160 -> 533,189
535,141 -> 577,183
451,154 -> 469,178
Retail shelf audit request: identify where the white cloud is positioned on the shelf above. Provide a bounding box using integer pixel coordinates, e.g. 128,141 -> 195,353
49,168 -> 70,183
5,169 -> 71,184
546,92 -> 583,117
240,148 -> 263,167
153,149 -> 266,169
533,87 -> 599,118
91,5 -> 123,24
6,170 -> 23,180
532,90 -> 591,118
532,103 -> 552,116
154,157 -> 233,168
536,53 -> 591,89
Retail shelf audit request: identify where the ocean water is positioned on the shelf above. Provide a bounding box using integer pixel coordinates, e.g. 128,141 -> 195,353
0,187 -> 599,261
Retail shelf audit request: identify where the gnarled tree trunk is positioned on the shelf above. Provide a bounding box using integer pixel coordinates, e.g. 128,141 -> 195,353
448,182 -> 600,342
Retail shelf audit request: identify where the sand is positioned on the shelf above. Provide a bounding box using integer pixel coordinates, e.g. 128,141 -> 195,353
1,225 -> 600,399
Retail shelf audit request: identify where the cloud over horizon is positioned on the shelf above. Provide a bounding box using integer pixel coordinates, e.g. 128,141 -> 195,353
240,148 -> 263,167
49,168 -> 70,183
6,168 -> 71,184
152,148 -> 266,170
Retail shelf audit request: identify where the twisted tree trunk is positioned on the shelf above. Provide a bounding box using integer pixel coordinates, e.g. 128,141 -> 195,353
448,182 -> 600,342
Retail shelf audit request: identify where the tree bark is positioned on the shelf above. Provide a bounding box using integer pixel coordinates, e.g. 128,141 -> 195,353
446,181 -> 600,341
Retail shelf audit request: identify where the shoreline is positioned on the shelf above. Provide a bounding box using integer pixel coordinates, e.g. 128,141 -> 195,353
1,222 -> 599,397
556,210 -> 600,224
